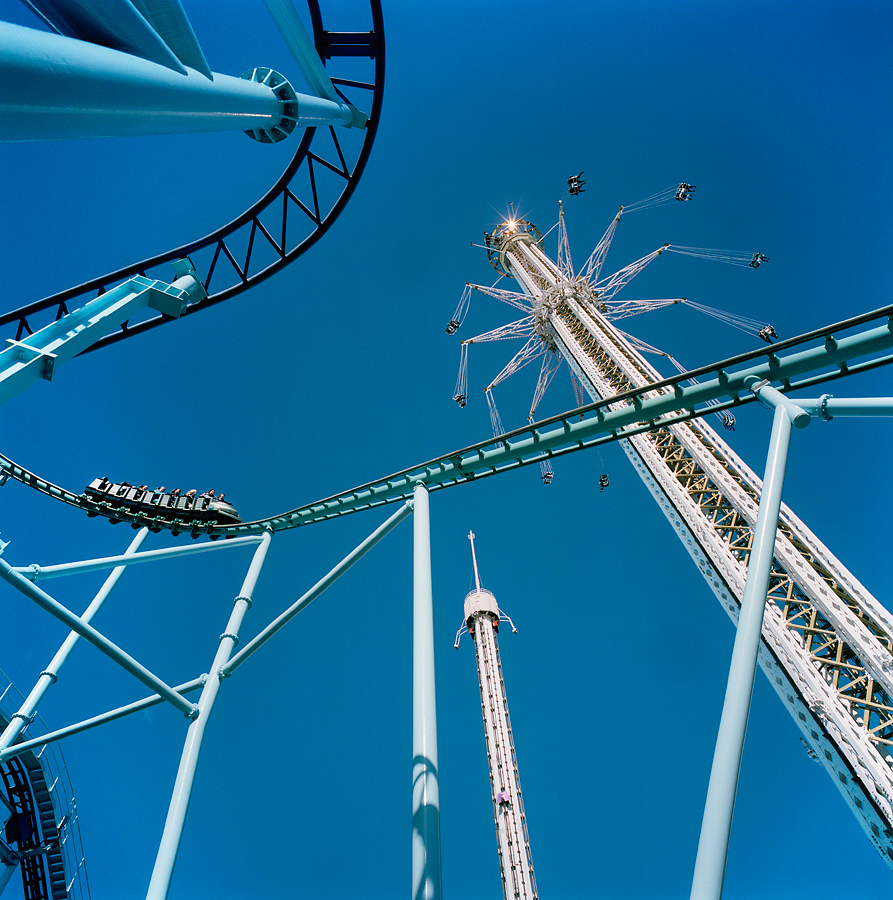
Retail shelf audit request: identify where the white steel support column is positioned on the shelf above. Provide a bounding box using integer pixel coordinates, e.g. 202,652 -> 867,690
146,530 -> 272,900
475,213 -> 893,866
412,484 -> 442,900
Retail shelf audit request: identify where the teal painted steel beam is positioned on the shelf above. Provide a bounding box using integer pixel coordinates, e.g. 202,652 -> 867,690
0,22 -> 353,143
690,399 -> 794,900
11,534 -> 264,581
0,259 -> 205,407
221,503 -> 412,677
0,677 -> 206,763
262,0 -> 367,127
147,531 -> 273,900
412,484 -> 443,900
0,558 -> 197,718
0,528 -> 149,759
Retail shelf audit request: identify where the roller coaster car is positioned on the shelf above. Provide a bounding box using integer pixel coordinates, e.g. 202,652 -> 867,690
83,479 -> 242,527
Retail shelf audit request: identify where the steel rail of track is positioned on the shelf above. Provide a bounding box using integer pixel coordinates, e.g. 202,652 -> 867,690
0,0 -> 385,353
2,304 -> 891,537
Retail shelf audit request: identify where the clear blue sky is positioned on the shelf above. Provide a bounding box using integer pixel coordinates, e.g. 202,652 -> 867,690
1,1 -> 892,898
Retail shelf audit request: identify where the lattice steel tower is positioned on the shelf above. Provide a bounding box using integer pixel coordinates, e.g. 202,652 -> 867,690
462,205 -> 893,866
455,532 -> 537,900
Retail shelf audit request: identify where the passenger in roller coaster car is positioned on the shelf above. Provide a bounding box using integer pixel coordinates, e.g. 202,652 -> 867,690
750,253 -> 769,268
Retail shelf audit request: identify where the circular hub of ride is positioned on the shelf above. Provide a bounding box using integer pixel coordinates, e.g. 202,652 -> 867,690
533,278 -> 601,351
486,219 -> 543,274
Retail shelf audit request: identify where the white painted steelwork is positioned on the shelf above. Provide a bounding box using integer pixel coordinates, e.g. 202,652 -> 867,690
485,208 -> 893,867
460,533 -> 537,900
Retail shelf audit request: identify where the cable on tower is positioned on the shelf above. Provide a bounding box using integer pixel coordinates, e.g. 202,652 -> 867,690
453,342 -> 469,407
486,389 -> 506,437
557,201 -> 575,279
621,183 -> 696,212
446,284 -> 474,334
660,351 -> 739,431
587,245 -> 669,304
485,334 -> 546,391
600,298 -> 685,321
527,353 -> 564,422
568,367 -> 586,415
678,300 -> 778,342
464,281 -> 531,313
665,246 -> 770,268
578,207 -> 623,282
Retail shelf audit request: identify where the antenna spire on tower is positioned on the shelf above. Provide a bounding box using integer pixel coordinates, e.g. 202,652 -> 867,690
468,530 -> 482,591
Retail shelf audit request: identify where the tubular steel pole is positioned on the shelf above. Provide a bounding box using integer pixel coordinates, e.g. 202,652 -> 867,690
222,502 -> 412,677
0,527 -> 149,754
0,678 -> 206,761
14,534 -> 263,581
411,484 -> 442,900
0,558 -> 196,717
689,401 -> 794,900
146,530 -> 272,900
0,23 -> 294,142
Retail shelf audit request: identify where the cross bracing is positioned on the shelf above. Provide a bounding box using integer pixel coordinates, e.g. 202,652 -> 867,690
484,215 -> 893,866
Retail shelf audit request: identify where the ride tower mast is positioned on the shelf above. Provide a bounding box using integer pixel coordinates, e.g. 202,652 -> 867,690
455,532 -> 537,900
467,205 -> 893,866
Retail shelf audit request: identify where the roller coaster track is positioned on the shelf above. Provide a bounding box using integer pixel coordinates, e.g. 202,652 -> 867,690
0,0 -> 385,354
2,304 -> 891,538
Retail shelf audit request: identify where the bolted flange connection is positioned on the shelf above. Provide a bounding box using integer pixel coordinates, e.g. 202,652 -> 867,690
241,67 -> 298,143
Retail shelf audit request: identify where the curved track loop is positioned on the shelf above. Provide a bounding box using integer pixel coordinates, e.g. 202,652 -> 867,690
3,304 -> 892,538
0,0 -> 385,354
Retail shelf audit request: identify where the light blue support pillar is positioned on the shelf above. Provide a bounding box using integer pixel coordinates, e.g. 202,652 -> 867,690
0,559 -> 197,717
0,528 -> 149,754
262,0 -> 367,128
690,381 -> 807,900
147,530 -> 272,900
412,484 -> 442,900
0,22 -> 354,143
0,260 -> 205,408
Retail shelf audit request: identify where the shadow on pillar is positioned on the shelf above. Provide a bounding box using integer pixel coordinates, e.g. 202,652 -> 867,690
412,754 -> 442,900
